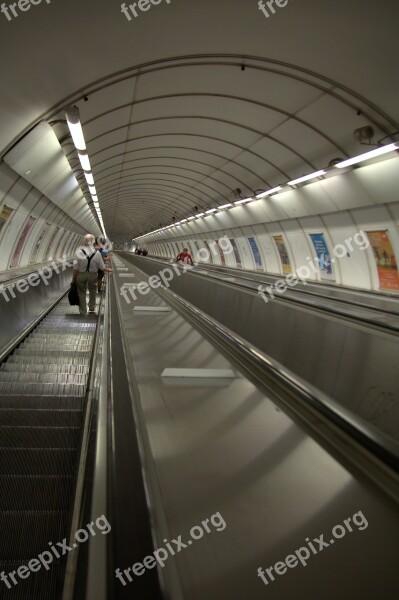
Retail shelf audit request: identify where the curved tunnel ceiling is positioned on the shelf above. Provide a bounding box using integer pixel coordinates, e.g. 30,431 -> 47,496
1,1 -> 398,239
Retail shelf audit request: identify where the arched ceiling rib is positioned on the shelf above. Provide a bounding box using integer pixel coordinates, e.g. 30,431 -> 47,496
2,35 -> 398,237
48,56 -> 397,237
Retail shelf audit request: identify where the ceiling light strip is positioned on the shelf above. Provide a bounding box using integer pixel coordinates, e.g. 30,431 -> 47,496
136,143 -> 397,240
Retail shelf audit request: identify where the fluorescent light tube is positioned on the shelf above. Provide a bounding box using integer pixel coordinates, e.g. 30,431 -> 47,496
205,208 -> 217,213
336,143 -> 398,168
84,172 -> 94,186
234,197 -> 253,205
65,106 -> 86,152
288,171 -> 326,186
78,152 -> 91,172
188,216 -> 195,220
218,203 -> 233,209
88,185 -> 97,195
256,186 -> 282,198
196,212 -> 205,217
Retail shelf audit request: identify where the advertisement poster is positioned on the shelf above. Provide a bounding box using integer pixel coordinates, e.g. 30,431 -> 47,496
229,238 -> 242,268
273,235 -> 291,274
212,239 -> 226,266
58,230 -> 70,258
9,216 -> 37,269
366,230 -> 399,291
44,226 -> 60,259
204,241 -> 215,264
309,232 -> 335,280
30,222 -> 50,264
248,236 -> 263,270
0,205 -> 14,236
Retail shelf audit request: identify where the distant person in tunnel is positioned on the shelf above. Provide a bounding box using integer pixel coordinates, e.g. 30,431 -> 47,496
72,234 -> 112,315
176,247 -> 194,266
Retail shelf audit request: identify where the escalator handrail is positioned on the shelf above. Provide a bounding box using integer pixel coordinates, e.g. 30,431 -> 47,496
62,278 -> 110,600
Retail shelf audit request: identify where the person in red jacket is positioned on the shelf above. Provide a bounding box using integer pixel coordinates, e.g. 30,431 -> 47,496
176,247 -> 194,266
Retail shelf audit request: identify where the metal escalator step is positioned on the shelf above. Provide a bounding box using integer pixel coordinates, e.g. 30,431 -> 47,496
0,476 -> 74,511
0,382 -> 86,395
30,334 -> 93,341
0,396 -> 84,410
0,373 -> 88,385
0,559 -> 60,599
38,320 -> 96,326
0,510 -> 68,560
0,426 -> 81,449
20,342 -> 93,349
6,356 -> 90,366
1,364 -> 89,375
0,448 -> 78,476
0,409 -> 82,427
13,349 -> 91,358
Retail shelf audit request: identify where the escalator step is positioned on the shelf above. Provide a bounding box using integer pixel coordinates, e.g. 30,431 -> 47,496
0,426 -> 81,449
13,349 -> 90,358
0,373 -> 88,384
0,409 -> 82,427
30,334 -> 93,341
0,476 -> 74,511
0,396 -> 84,410
1,364 -> 89,375
0,448 -> 78,476
0,510 -> 68,560
6,356 -> 90,366
20,343 -> 93,350
0,383 -> 86,395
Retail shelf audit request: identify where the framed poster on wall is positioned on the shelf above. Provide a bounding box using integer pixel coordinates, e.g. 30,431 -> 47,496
273,235 -> 291,274
248,236 -> 263,271
30,222 -> 50,264
229,238 -> 242,268
366,230 -> 399,291
0,205 -> 14,237
309,232 -> 335,280
44,226 -> 60,260
9,216 -> 37,269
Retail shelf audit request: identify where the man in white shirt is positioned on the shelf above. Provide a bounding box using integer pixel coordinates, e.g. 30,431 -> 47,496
72,234 -> 112,315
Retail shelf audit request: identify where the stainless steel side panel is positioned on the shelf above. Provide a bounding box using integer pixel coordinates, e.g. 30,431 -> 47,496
124,255 -> 399,441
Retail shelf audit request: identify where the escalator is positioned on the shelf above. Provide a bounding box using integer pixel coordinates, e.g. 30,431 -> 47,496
0,297 -> 97,599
